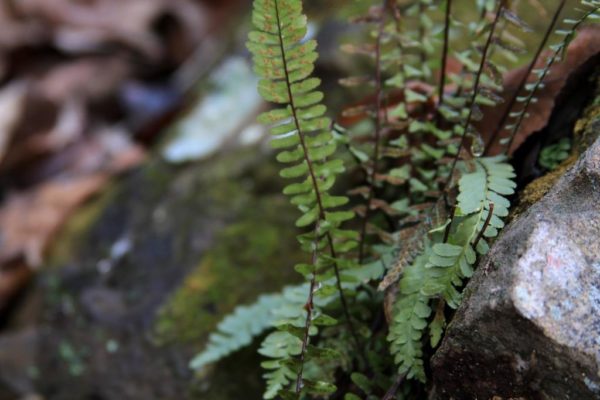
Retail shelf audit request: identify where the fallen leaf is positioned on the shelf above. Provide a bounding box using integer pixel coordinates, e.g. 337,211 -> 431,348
0,129 -> 145,268
0,175 -> 106,268
15,0 -> 208,60
0,82 -> 27,163
0,2 -> 47,52
35,57 -> 131,104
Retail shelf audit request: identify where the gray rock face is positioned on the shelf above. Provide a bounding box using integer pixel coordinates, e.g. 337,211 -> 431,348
432,137 -> 600,399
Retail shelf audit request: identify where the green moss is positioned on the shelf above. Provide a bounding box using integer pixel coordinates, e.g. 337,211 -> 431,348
154,183 -> 303,347
516,153 -> 579,214
573,86 -> 600,151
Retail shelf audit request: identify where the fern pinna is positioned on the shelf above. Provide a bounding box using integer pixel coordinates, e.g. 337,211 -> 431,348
247,0 -> 365,397
190,0 -> 599,398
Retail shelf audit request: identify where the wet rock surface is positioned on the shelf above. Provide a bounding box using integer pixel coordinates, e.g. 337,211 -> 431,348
432,135 -> 600,399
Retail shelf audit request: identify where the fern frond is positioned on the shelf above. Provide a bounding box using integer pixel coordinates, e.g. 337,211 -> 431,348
387,245 -> 432,382
248,0 -> 366,395
500,0 -> 600,152
387,155 -> 515,382
444,0 -> 507,186
190,260 -> 385,375
429,299 -> 447,348
422,156 -> 515,307
189,292 -> 283,370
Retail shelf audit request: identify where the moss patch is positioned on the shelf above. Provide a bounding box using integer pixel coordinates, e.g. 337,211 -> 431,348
515,153 -> 579,213
154,192 -> 303,346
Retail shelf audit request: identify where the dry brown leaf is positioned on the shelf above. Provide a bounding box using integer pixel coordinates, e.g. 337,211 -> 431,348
35,57 -> 131,104
0,2 -> 47,52
0,82 -> 27,163
0,131 -> 145,268
15,0 -> 208,60
0,174 -> 107,267
0,95 -> 86,179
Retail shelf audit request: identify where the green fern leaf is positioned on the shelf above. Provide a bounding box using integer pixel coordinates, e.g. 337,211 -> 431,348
387,245 -> 432,382
424,157 -> 515,308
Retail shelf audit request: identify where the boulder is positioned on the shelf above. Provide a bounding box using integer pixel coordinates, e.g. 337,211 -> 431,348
431,133 -> 600,398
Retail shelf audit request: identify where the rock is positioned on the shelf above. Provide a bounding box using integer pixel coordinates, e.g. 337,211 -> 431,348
431,135 -> 600,399
0,144 -> 304,400
0,329 -> 38,398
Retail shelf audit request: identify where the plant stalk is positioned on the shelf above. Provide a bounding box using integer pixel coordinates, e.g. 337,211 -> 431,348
443,1 -> 505,190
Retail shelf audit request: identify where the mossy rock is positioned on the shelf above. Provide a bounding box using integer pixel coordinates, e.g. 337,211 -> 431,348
33,146 -> 304,399
514,75 -> 600,215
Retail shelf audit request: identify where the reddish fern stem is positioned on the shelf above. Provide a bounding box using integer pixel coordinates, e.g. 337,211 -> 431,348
437,0 -> 453,119
484,0 -> 566,155
295,224 -> 320,397
418,1 -> 426,64
442,203 -> 457,243
443,1 -> 505,190
358,0 -> 390,264
382,373 -> 406,400
273,0 -> 363,368
473,202 -> 494,249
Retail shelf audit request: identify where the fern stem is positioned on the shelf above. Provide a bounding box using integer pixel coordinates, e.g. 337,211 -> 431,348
442,203 -> 457,243
473,202 -> 494,249
295,225 -> 320,397
272,0 -> 363,364
418,1 -> 427,64
443,1 -> 505,190
484,0 -> 566,155
503,3 -> 599,153
382,373 -> 406,400
436,0 -> 453,120
358,0 -> 390,264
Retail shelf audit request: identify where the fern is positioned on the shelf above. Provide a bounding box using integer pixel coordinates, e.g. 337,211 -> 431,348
190,0 -> 597,397
247,0 -> 364,396
500,0 -> 600,152
424,156 -> 516,307
387,156 -> 515,381
190,262 -> 384,372
190,292 -> 283,370
387,246 -> 432,382
539,138 -> 571,170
